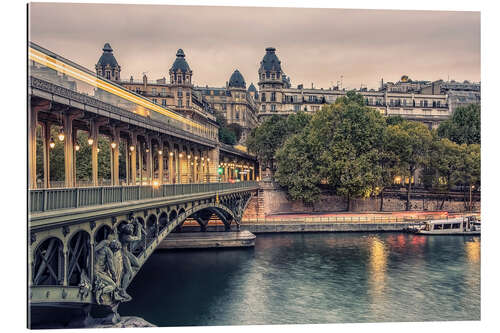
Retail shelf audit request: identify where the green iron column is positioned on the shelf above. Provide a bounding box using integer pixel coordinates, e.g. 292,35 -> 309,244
158,140 -> 164,184
111,127 -> 120,186
146,136 -> 153,185
63,113 -> 75,188
29,106 -> 38,189
168,147 -> 174,184
130,133 -> 137,185
42,122 -> 51,188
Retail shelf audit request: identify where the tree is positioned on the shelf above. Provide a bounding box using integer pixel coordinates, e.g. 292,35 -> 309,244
386,121 -> 433,210
318,93 -> 387,210
274,129 -> 322,205
247,111 -> 311,171
226,123 -> 243,143
437,104 -> 480,144
275,92 -> 388,210
215,111 -> 237,145
429,138 -> 465,191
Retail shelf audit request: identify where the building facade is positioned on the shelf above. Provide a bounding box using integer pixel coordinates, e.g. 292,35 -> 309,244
196,69 -> 259,144
254,47 -> 480,129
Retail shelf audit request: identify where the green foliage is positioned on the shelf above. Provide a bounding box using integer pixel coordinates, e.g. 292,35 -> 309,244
429,138 -> 466,190
275,93 -> 389,209
219,127 -> 237,145
437,104 -> 480,144
247,111 -> 311,170
215,111 -> 240,145
385,115 -> 405,126
274,130 -> 321,204
226,123 -> 243,142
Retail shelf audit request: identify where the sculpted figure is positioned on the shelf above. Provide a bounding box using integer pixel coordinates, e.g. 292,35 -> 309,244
119,218 -> 143,289
93,239 -> 131,305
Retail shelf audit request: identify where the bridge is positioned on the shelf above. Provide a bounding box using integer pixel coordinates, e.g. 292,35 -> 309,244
28,42 -> 260,326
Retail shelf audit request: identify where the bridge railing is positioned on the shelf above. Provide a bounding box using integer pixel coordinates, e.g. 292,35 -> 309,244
29,181 -> 258,213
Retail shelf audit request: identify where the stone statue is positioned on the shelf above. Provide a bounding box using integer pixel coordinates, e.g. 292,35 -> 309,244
118,218 -> 143,289
93,238 -> 131,305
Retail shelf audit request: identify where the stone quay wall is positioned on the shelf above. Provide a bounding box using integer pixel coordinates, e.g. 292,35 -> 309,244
243,181 -> 480,217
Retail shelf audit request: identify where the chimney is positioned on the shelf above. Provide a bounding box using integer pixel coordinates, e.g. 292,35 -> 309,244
143,73 -> 148,88
130,75 -> 133,83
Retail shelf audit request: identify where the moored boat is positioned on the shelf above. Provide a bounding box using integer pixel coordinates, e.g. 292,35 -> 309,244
414,216 -> 480,235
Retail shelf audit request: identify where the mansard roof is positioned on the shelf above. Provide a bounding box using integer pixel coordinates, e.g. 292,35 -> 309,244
259,47 -> 281,72
170,48 -> 191,73
228,69 -> 246,88
97,43 -> 119,68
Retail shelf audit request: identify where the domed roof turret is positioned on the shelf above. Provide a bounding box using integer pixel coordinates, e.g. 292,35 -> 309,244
248,82 -> 257,92
97,43 -> 119,68
259,47 -> 281,72
170,48 -> 191,73
228,69 -> 246,88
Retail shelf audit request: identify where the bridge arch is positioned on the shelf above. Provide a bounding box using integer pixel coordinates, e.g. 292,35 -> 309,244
94,224 -> 113,244
67,230 -> 91,286
145,214 -> 158,248
32,237 -> 64,286
158,211 -> 169,233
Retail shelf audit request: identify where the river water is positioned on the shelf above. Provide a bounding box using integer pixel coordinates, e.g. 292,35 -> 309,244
119,232 -> 480,326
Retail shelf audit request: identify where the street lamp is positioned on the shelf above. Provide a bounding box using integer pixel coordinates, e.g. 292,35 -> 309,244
58,129 -> 65,142
75,144 -> 80,152
129,145 -> 135,152
87,138 -> 94,145
49,137 -> 55,149
111,141 -> 117,149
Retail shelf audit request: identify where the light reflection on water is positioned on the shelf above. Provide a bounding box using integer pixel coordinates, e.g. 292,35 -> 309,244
120,233 -> 480,326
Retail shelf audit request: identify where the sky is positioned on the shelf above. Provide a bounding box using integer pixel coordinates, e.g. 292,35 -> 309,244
28,3 -> 480,90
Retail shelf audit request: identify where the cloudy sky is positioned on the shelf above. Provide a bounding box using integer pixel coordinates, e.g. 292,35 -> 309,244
29,3 -> 480,90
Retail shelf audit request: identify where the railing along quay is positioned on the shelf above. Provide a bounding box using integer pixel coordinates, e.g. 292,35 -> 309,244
29,181 -> 258,213
241,213 -> 480,225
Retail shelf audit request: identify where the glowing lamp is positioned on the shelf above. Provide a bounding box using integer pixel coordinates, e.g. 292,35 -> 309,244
58,129 -> 65,142
49,137 -> 55,149
87,138 -> 94,145
111,142 -> 117,149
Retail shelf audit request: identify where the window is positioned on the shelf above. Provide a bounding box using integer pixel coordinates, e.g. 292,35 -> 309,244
152,88 -> 157,95
271,92 -> 276,102
266,71 -> 270,78
235,111 -> 240,120
178,99 -> 182,107
452,223 -> 461,229
162,99 -> 166,106
271,104 -> 276,112
271,73 -> 275,79
262,105 -> 266,112
186,99 -> 190,107
152,98 -> 157,104
106,71 -> 111,80
178,89 -> 183,98
437,101 -> 441,107
434,224 -> 443,230
261,93 -> 266,102
424,100 -> 428,107
443,223 -> 451,230
294,104 -> 300,111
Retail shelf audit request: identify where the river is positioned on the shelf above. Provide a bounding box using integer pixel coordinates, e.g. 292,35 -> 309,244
119,232 -> 480,326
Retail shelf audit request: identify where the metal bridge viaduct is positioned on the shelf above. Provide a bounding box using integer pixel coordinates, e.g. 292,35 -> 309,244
28,43 -> 259,327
